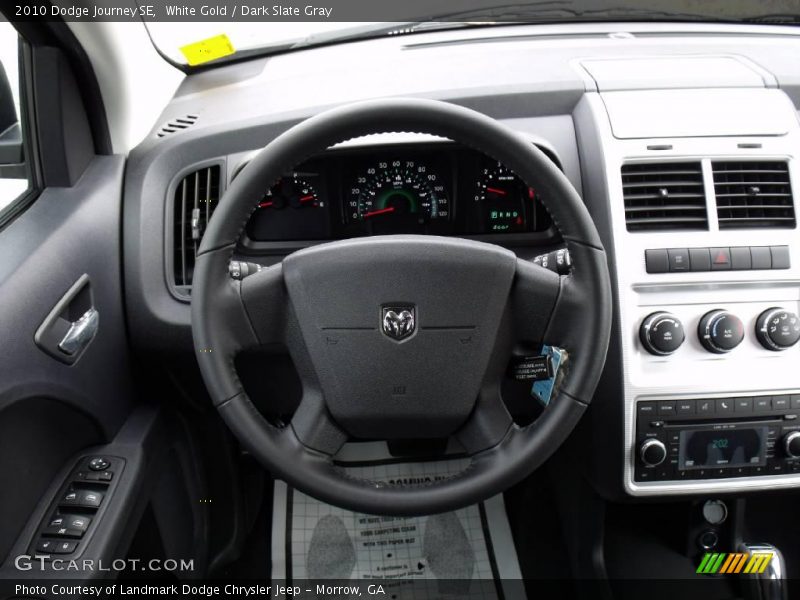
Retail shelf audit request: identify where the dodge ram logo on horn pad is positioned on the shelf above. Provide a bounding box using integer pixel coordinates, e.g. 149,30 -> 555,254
382,306 -> 416,341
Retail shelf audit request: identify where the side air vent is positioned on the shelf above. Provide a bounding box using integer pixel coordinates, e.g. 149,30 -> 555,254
173,165 -> 221,294
157,114 -> 199,138
713,161 -> 795,229
622,162 -> 707,231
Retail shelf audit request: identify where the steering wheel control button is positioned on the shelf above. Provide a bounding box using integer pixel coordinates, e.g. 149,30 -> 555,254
645,249 -> 669,273
756,308 -> 800,351
88,457 -> 110,471
667,248 -> 690,272
689,248 -> 711,272
640,439 -> 667,467
640,312 -> 685,355
698,310 -> 744,353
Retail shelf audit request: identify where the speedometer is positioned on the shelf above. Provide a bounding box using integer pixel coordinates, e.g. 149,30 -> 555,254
347,159 -> 449,223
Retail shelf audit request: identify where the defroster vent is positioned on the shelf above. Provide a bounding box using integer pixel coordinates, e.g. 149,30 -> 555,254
173,165 -> 221,294
714,161 -> 795,229
622,162 -> 707,231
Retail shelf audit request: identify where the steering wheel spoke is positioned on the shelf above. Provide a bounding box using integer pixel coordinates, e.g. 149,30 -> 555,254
455,386 -> 515,454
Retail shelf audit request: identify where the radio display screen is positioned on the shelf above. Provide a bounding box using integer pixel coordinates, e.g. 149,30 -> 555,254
679,427 -> 767,470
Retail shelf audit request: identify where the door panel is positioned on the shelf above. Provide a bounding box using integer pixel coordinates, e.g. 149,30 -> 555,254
0,155 -> 135,563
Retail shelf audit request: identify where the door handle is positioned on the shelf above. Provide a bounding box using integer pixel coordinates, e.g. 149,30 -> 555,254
58,307 -> 99,356
35,274 -> 98,364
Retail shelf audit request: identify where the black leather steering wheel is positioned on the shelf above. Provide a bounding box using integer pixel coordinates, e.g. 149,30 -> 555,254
192,98 -> 611,515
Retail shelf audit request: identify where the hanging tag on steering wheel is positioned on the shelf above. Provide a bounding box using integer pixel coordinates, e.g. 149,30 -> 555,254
530,345 -> 566,407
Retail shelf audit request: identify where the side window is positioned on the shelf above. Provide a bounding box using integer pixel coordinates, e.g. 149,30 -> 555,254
0,21 -> 31,219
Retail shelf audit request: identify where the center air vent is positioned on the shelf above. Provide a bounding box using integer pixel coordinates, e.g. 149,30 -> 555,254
622,162 -> 707,231
713,161 -> 795,229
173,165 -> 221,294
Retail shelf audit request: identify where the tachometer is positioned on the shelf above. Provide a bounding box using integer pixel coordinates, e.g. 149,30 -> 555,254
347,159 -> 449,223
259,175 -> 322,210
475,162 -> 534,233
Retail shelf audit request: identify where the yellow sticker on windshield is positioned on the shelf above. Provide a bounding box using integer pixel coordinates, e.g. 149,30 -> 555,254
180,34 -> 235,66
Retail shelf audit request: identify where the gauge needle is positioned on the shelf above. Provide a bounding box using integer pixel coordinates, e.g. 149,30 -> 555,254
259,201 -> 273,208
363,207 -> 395,218
299,195 -> 315,203
486,187 -> 507,196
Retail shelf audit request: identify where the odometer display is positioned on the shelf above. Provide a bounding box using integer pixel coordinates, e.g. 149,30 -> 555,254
347,159 -> 449,225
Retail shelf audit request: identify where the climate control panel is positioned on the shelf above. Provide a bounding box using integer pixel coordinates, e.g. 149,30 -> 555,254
639,307 -> 800,355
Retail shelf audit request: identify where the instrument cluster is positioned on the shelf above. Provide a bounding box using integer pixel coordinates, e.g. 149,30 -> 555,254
243,143 -> 554,243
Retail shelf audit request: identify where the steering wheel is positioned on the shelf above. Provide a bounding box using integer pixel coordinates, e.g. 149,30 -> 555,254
192,98 -> 611,515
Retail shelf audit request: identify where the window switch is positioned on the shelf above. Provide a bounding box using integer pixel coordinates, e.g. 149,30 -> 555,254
61,489 -> 103,508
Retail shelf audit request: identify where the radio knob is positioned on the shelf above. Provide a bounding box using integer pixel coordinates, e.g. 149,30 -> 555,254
639,439 -> 667,467
698,310 -> 744,354
640,312 -> 685,356
784,431 -> 800,459
756,308 -> 800,351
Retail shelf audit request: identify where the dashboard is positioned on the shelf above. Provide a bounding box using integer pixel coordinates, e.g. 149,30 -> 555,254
122,21 -> 800,502
238,144 -> 553,244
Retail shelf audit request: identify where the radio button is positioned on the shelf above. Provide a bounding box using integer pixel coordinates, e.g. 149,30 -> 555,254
773,396 -> 790,410
658,401 -> 677,416
640,439 -> 668,467
697,399 -> 715,415
754,397 -> 771,412
716,398 -> 734,414
783,431 -> 800,458
637,401 -> 658,418
677,400 -> 695,415
735,397 -> 753,413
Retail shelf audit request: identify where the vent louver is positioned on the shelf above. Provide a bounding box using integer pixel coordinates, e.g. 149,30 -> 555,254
622,162 -> 707,231
713,161 -> 795,229
157,114 -> 198,138
173,165 -> 221,294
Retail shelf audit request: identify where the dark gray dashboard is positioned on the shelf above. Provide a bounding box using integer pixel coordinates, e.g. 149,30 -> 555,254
122,21 -> 800,499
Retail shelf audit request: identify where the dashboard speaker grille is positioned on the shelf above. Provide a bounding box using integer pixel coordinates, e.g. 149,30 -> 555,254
622,162 -> 707,231
157,114 -> 199,138
713,161 -> 795,229
173,165 -> 221,293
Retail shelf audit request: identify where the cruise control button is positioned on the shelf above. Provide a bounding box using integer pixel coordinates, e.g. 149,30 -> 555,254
710,247 -> 731,270
645,249 -> 669,274
668,248 -> 690,272
751,246 -> 772,270
689,248 -> 711,272
730,247 -> 752,270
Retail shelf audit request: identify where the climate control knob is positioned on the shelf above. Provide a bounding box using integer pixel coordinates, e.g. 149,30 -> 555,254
756,308 -> 800,351
698,310 -> 744,354
640,312 -> 685,356
639,439 -> 667,467
784,432 -> 800,459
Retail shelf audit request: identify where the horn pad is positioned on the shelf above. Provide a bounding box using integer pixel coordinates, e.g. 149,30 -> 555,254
283,235 -> 516,439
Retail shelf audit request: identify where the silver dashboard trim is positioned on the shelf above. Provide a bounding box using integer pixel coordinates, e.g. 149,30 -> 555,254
575,88 -> 800,496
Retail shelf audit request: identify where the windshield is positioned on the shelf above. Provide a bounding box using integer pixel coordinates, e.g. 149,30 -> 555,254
143,0 -> 800,67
